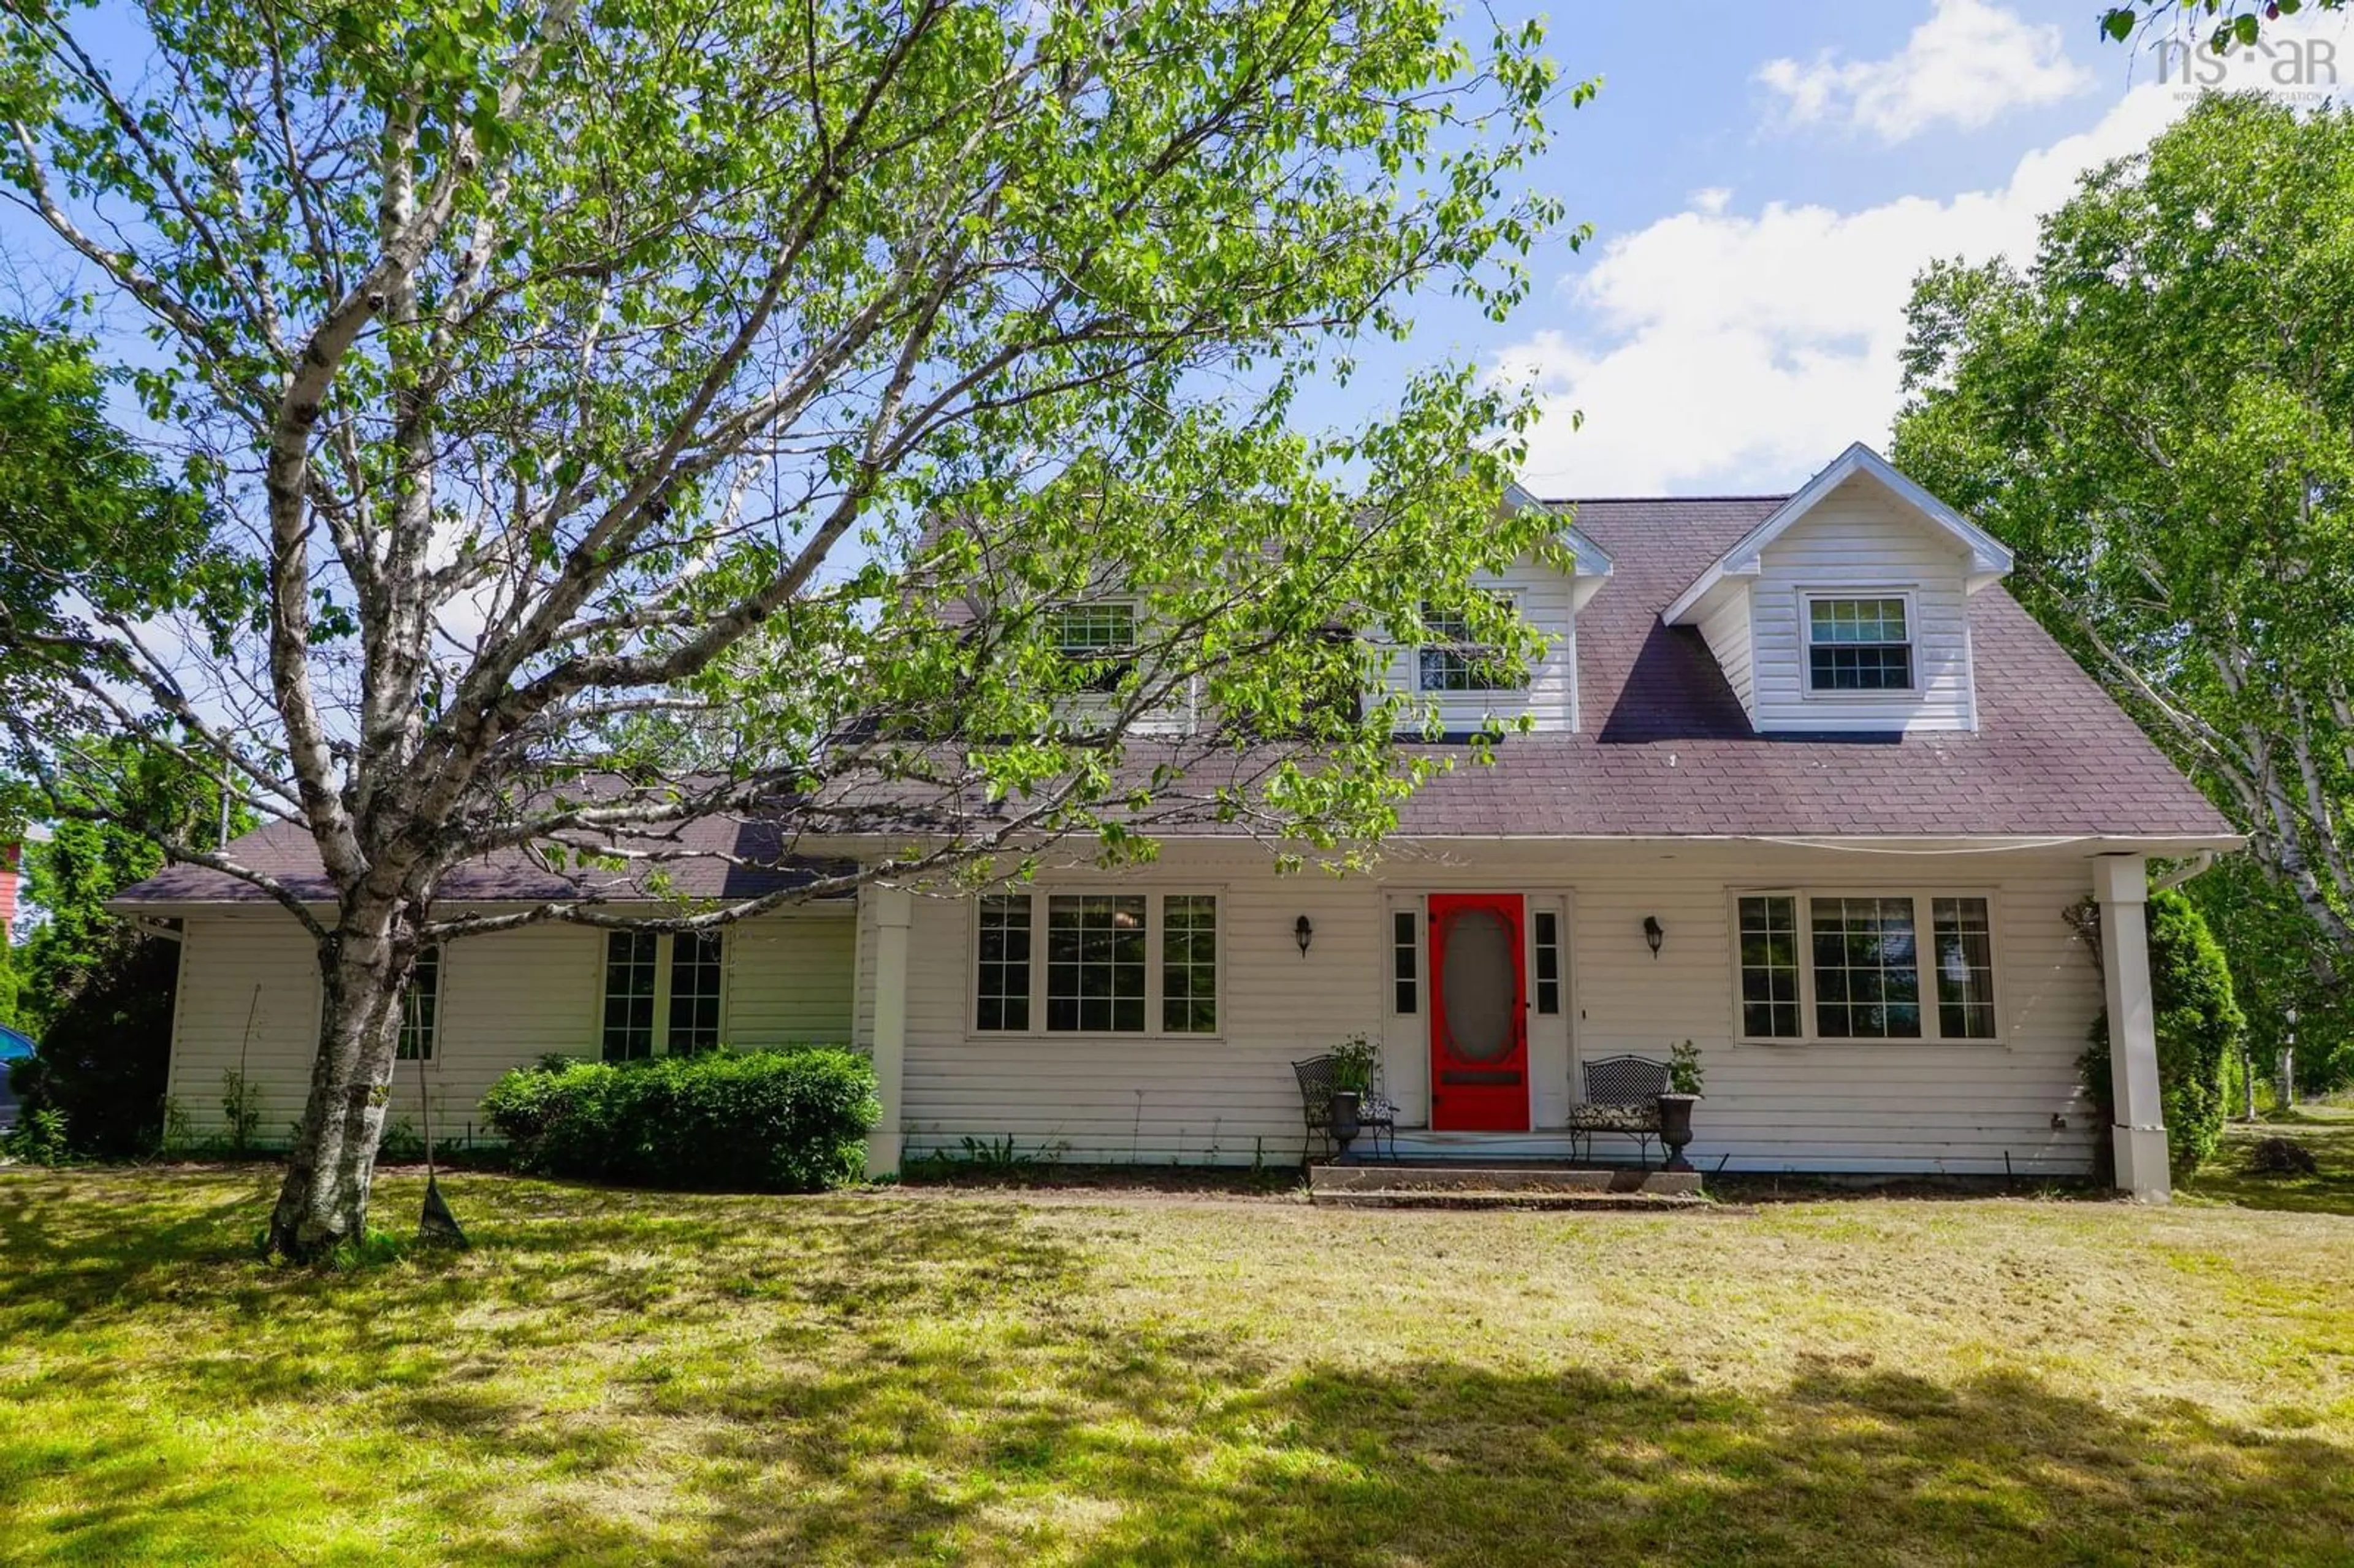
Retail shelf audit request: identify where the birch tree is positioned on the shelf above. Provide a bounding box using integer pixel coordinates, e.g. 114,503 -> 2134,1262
0,0 -> 1578,1256
1895,93 -> 2354,1003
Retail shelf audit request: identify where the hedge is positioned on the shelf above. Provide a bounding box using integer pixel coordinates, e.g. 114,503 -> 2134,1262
2082,888 -> 2245,1173
481,1047 -> 877,1192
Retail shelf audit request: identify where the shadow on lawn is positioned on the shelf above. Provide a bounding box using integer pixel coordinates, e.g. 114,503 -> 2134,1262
2181,1107 -> 2354,1215
7,1173 -> 2350,1566
546,1352 -> 2354,1567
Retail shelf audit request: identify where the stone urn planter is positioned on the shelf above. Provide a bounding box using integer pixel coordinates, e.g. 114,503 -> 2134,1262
1327,1089 -> 1363,1162
1656,1092 -> 1698,1172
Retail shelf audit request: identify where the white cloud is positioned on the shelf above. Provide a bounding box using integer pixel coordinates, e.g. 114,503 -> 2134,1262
1758,0 -> 2093,143
1495,86 -> 2192,497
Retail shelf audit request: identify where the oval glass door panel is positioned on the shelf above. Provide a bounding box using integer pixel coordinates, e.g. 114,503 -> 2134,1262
1441,908 -> 1515,1062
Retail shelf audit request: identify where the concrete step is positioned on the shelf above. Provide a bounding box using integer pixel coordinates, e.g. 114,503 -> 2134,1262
1312,1188 -> 1711,1211
1307,1162 -> 1707,1209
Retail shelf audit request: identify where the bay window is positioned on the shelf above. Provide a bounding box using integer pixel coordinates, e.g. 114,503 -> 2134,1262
1737,892 -> 1997,1043
973,890 -> 1219,1035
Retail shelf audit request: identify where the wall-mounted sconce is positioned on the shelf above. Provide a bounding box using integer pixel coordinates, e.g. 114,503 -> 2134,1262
1643,915 -> 1665,959
1295,915 -> 1315,956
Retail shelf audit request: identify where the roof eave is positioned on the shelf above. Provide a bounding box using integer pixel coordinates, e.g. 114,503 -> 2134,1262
1662,443 -> 2014,626
1502,479 -> 1615,596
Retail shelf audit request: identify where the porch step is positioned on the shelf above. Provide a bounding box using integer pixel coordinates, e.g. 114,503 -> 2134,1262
1308,1163 -> 1707,1210
1312,1190 -> 1709,1211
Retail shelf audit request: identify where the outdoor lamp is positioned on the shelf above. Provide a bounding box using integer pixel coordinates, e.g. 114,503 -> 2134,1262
1644,915 -> 1665,958
1294,915 -> 1314,956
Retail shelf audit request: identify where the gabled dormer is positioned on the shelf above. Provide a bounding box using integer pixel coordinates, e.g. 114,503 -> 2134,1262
1660,444 -> 2012,734
1378,486 -> 1614,733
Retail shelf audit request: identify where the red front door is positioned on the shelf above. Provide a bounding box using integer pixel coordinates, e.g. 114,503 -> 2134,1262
1427,893 -> 1530,1131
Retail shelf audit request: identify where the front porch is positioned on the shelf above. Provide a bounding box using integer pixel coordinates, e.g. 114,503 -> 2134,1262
866,842 -> 2187,1195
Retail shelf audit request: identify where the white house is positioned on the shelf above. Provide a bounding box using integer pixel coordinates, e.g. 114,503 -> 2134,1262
115,445 -> 2239,1198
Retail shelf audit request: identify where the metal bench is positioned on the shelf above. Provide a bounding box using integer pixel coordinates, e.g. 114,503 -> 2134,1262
1566,1054 -> 1669,1168
1292,1053 -> 1397,1163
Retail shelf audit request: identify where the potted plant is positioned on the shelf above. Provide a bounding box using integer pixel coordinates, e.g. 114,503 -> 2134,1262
1328,1035 -> 1379,1160
1658,1038 -> 1704,1171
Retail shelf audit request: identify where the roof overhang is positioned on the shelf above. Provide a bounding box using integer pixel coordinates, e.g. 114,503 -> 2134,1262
1660,443 -> 2014,627
1503,479 -> 1614,613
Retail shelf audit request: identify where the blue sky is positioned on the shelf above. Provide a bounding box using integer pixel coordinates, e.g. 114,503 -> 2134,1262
6,1 -> 2342,500
1355,0 -> 2353,495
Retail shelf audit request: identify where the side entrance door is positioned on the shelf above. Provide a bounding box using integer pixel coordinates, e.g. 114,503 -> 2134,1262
1427,893 -> 1529,1131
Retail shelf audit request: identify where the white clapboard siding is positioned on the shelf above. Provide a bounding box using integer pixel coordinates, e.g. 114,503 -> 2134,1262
893,840 -> 2109,1175
1696,585 -> 1753,720
896,860 -> 1387,1166
164,840 -> 2118,1176
726,909 -> 857,1043
166,909 -> 858,1144
1376,558 -> 1580,733
166,915 -> 322,1142
1748,475 -> 1978,733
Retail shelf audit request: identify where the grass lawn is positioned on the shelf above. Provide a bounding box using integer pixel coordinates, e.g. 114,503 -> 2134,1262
2,1145 -> 2351,1564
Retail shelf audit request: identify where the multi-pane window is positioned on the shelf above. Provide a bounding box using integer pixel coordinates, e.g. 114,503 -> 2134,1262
1933,897 -> 1998,1039
1737,892 -> 1995,1043
601,930 -> 726,1060
975,894 -> 1033,1032
1806,596 -> 1913,691
1047,602 -> 1137,692
1047,894 -> 1148,1032
975,891 -> 1217,1034
1532,909 -> 1563,1015
1417,598 -> 1522,693
1811,896 -> 1921,1039
668,932 -> 725,1054
1737,896 -> 1802,1040
602,932 -> 661,1060
1392,908 -> 1419,1014
398,945 -> 441,1061
1161,896 -> 1219,1033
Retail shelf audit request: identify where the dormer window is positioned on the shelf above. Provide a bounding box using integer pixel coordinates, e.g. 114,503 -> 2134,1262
1047,602 -> 1136,692
1805,595 -> 1913,693
1418,598 -> 1523,693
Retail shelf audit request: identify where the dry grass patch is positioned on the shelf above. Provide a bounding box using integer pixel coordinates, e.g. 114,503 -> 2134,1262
0,1163 -> 2347,1565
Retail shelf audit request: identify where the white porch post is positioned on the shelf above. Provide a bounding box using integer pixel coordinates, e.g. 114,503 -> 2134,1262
2093,855 -> 2169,1201
864,886 -> 913,1180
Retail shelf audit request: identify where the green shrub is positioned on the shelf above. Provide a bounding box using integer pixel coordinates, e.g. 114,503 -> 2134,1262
481,1047 -> 877,1192
7,932 -> 179,1157
2083,888 -> 2245,1173
3,1106 -> 72,1166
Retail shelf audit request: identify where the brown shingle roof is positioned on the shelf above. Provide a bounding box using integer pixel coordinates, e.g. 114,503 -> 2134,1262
115,494 -> 2235,905
114,813 -> 851,906
1373,497 -> 2234,838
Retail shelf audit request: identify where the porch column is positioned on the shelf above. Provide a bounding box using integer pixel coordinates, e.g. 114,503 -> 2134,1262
2093,855 -> 2169,1201
864,885 -> 913,1180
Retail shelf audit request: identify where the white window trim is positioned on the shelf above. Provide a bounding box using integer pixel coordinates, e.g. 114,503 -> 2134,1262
1046,598 -> 1211,734
398,944 -> 443,1061
1385,896 -> 1423,1018
1415,592 -> 1528,697
600,930 -> 729,1059
967,888 -> 1227,1040
1728,888 -> 2004,1047
1797,588 -> 1919,699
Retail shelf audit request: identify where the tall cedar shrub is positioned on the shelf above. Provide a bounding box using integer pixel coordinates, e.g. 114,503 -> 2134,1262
482,1048 -> 877,1192
2082,889 -> 2245,1173
6,932 -> 179,1156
